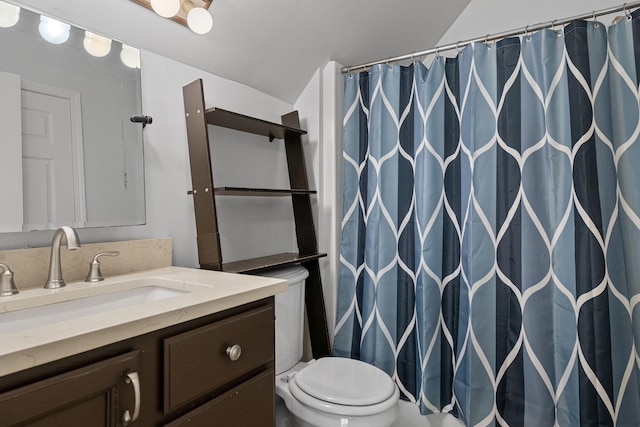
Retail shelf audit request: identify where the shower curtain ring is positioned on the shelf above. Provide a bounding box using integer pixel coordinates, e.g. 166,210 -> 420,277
525,25 -> 531,41
485,34 -> 492,49
456,41 -> 462,55
435,47 -> 440,61
625,3 -> 632,20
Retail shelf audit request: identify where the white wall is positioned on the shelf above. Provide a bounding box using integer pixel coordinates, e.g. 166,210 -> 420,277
0,50 -> 299,272
439,0 -> 624,49
138,51 -> 299,267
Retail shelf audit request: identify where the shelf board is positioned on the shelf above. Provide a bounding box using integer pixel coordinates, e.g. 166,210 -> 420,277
205,107 -> 306,140
220,252 -> 327,274
214,187 -> 316,197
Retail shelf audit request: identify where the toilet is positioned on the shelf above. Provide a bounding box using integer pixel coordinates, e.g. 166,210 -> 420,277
258,266 -> 399,427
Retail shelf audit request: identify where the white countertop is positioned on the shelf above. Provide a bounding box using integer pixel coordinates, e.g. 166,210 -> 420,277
0,266 -> 287,376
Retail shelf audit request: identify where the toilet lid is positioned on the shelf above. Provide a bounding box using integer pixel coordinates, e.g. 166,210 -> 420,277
292,357 -> 396,406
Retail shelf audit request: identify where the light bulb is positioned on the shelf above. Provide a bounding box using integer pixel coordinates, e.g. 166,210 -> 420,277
0,1 -> 20,28
83,31 -> 112,58
187,7 -> 213,34
38,15 -> 70,45
120,44 -> 140,69
150,0 -> 180,18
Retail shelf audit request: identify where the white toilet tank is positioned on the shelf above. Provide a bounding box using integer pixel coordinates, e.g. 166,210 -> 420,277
255,265 -> 308,375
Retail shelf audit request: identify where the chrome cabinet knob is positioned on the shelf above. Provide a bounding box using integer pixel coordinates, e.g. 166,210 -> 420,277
226,344 -> 242,361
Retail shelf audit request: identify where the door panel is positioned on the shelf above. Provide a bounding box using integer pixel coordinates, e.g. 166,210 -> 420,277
0,351 -> 140,427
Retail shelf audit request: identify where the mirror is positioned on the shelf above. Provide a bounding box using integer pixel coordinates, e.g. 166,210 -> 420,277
0,1 -> 145,232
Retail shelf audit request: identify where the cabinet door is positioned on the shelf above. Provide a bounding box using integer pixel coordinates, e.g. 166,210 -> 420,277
164,368 -> 274,427
0,350 -> 140,427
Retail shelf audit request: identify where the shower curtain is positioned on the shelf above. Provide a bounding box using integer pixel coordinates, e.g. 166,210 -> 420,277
335,13 -> 640,427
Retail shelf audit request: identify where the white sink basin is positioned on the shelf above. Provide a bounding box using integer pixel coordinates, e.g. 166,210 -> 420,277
0,281 -> 189,334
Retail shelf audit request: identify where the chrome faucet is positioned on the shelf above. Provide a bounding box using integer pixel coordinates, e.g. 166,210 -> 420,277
44,226 -> 81,289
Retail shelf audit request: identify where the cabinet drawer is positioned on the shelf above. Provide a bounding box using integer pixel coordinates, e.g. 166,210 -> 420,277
164,304 -> 274,412
164,368 -> 274,427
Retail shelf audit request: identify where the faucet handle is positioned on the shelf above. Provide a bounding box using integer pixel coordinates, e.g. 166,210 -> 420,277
0,263 -> 19,296
85,251 -> 120,283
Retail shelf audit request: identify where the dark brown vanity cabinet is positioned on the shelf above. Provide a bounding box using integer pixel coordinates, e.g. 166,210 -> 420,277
0,297 -> 275,426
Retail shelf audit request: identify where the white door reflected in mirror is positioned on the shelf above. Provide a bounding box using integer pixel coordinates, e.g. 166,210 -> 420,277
0,73 -> 86,232
22,81 -> 86,230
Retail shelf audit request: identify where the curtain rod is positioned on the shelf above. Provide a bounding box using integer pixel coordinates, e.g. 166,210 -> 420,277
341,1 -> 640,74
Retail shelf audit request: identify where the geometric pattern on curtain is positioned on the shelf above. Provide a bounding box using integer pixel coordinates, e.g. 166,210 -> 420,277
335,14 -> 640,426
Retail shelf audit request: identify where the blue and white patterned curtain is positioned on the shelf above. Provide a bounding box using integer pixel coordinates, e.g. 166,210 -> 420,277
335,14 -> 640,427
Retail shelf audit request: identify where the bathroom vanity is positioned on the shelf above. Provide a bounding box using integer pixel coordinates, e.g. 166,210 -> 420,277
0,267 -> 286,426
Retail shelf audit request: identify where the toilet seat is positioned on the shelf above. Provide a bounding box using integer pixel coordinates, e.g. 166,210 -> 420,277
287,358 -> 399,417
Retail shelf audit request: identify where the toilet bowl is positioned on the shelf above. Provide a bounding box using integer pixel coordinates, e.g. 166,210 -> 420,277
275,358 -> 400,427
257,266 -> 399,427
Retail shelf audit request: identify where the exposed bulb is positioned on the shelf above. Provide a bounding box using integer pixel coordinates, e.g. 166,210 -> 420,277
0,1 -> 20,28
150,0 -> 180,18
187,7 -> 213,34
83,31 -> 112,58
39,15 -> 70,45
120,44 -> 140,69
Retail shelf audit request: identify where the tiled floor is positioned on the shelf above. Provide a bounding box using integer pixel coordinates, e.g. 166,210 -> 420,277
275,396 -> 465,427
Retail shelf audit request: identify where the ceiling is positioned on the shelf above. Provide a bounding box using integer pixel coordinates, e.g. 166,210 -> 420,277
13,0 -> 471,104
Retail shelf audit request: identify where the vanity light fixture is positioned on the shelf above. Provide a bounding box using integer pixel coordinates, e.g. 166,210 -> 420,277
131,0 -> 213,34
39,15 -> 70,45
182,1 -> 213,34
83,31 -> 113,58
0,1 -> 19,28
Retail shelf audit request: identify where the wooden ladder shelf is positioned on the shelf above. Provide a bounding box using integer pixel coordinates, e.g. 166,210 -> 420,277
182,79 -> 331,358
